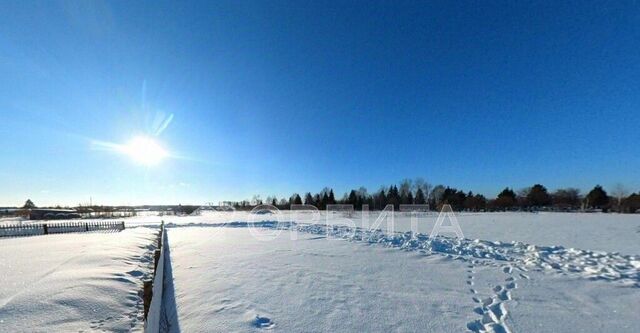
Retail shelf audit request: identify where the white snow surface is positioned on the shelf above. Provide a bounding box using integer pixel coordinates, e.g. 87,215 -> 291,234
161,220 -> 639,333
0,227 -> 158,332
2,212 -> 638,332
163,227 -> 475,332
120,211 -> 640,255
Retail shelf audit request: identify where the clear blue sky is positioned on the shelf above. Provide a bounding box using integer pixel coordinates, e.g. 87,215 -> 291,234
1,1 -> 639,206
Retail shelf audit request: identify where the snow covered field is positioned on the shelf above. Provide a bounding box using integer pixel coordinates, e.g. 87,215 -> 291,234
14,211 -> 638,255
0,227 -> 158,332
117,211 -> 640,254
162,227 -> 475,332
156,212 -> 639,333
1,212 -> 638,332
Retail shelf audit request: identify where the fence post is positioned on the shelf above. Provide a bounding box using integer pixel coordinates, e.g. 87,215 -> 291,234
153,249 -> 161,273
143,280 -> 153,320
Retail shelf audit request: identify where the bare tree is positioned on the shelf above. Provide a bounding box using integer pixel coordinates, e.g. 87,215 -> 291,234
430,185 -> 445,205
552,188 -> 581,208
357,186 -> 368,198
399,179 -> 412,197
517,187 -> 532,208
320,187 -> 332,196
611,183 -> 628,211
412,178 -> 432,202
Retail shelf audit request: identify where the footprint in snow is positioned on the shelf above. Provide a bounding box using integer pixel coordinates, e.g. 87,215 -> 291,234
255,315 -> 275,329
126,270 -> 144,277
497,289 -> 511,301
467,261 -> 523,332
466,262 -> 477,291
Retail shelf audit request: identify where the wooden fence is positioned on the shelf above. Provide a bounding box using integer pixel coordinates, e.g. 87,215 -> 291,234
0,221 -> 125,238
144,221 -> 166,333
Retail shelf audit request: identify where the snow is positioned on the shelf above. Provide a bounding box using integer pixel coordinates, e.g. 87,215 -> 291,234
383,212 -> 640,255
162,227 -> 475,332
311,211 -> 640,255
158,213 -> 639,333
0,217 -> 26,225
1,212 -> 638,332
113,211 -> 640,255
0,227 -> 159,332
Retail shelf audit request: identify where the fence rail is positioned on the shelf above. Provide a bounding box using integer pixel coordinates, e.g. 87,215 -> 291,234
0,221 -> 125,238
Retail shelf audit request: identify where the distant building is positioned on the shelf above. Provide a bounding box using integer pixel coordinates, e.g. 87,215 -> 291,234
29,209 -> 81,220
0,207 -> 18,216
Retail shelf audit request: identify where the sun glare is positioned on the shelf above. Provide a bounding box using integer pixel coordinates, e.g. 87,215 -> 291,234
120,136 -> 168,166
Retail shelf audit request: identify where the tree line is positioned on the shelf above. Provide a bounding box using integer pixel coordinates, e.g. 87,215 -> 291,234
233,179 -> 640,213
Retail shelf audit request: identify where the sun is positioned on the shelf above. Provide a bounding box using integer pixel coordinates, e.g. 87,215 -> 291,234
119,136 -> 168,166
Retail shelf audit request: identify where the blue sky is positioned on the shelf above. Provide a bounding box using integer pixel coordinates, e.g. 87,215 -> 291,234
1,1 -> 639,206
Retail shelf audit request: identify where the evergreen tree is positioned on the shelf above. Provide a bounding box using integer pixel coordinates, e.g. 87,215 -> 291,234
365,195 -> 374,209
414,188 -> 426,205
348,190 -> 358,207
328,190 -> 336,205
464,192 -> 476,211
23,199 -> 36,209
621,193 -> 640,213
387,185 -> 400,209
399,179 -> 412,204
375,188 -> 387,210
586,185 -> 609,209
475,194 -> 487,211
321,192 -> 329,209
304,192 -> 314,206
407,191 -> 414,205
441,187 -> 467,211
527,184 -> 551,207
462,192 -> 487,211
496,187 -> 517,210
